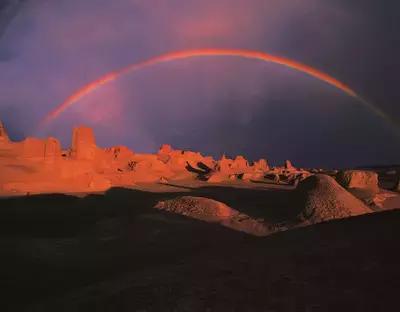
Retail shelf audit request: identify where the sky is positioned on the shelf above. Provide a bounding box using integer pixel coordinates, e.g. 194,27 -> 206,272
0,0 -> 399,168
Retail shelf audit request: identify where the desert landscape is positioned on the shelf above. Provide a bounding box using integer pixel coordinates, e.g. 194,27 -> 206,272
1,121 -> 400,311
1,1 -> 400,311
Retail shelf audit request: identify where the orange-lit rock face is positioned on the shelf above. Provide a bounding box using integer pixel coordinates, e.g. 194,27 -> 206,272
215,155 -> 252,174
206,172 -> 231,183
253,159 -> 269,172
336,170 -> 379,192
129,156 -> 175,182
104,146 -> 135,161
57,160 -> 94,180
0,120 -> 9,143
0,123 -> 277,194
21,137 -> 46,159
231,155 -> 249,172
44,137 -> 61,161
216,155 -> 234,174
158,144 -> 173,155
101,146 -> 136,173
157,144 -> 173,164
157,145 -> 215,174
284,160 -> 295,170
297,174 -> 371,224
71,126 -> 97,160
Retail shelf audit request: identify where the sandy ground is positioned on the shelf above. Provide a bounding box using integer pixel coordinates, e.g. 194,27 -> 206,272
1,180 -> 400,311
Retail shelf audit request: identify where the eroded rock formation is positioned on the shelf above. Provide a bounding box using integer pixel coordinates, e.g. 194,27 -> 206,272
0,120 -> 9,143
21,137 -> 46,159
0,123 -> 307,194
336,170 -> 379,193
154,196 -> 235,221
71,126 -> 98,160
296,174 -> 371,224
253,158 -> 269,172
44,137 -> 62,161
154,196 -> 270,236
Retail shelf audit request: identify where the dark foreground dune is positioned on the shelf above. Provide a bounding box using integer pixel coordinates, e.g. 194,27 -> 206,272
1,185 -> 400,311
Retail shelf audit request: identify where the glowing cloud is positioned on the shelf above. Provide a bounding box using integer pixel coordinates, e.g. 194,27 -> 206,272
40,49 -> 390,129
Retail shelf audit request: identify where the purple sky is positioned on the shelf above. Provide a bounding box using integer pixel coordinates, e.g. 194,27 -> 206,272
0,0 -> 399,168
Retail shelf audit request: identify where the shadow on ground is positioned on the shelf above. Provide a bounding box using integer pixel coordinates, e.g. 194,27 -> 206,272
1,186 -> 400,311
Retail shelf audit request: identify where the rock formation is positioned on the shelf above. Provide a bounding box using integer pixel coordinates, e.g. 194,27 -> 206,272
336,170 -> 379,193
105,146 -> 134,161
241,172 -> 265,181
284,160 -> 295,171
159,144 -> 173,155
44,137 -> 61,161
253,159 -> 269,172
1,121 -> 392,215
214,155 -> 231,173
214,155 -> 255,175
85,173 -> 112,191
154,196 -> 235,221
206,172 -> 233,183
206,155 -> 274,183
70,126 -> 98,160
154,196 -> 270,236
21,137 -> 46,159
129,156 -> 174,182
0,120 -> 9,143
231,155 -> 249,172
394,174 -> 400,193
296,174 -> 371,224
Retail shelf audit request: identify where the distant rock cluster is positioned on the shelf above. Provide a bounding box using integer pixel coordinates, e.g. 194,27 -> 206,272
1,120 -> 399,235
1,123 -> 295,193
0,121 -> 397,212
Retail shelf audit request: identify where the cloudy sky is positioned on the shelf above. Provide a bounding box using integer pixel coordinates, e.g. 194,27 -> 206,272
0,0 -> 399,167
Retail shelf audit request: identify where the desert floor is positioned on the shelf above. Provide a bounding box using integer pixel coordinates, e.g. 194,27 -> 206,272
1,179 -> 400,311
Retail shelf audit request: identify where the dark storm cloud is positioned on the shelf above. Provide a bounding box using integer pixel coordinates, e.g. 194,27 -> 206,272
0,0 -> 26,39
0,0 -> 399,167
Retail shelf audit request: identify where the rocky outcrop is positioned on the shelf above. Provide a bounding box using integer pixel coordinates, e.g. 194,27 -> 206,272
159,144 -> 173,155
206,172 -> 233,183
0,123 -> 304,194
215,155 -> 234,174
296,174 -> 371,224
394,175 -> 400,193
157,144 -> 172,163
241,172 -> 265,181
231,156 -> 249,172
215,155 -> 252,175
336,170 -> 379,193
104,146 -> 134,161
44,137 -> 61,161
86,174 -> 111,191
154,196 -> 236,221
57,159 -> 94,179
70,126 -> 98,160
21,137 -> 46,159
208,155 -> 272,182
284,160 -> 295,171
0,120 -> 9,143
253,159 -> 269,172
154,196 -> 270,236
131,157 -> 174,182
157,144 -> 215,174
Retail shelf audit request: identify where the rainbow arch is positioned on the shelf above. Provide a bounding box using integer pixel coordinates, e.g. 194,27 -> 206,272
39,48 -> 394,132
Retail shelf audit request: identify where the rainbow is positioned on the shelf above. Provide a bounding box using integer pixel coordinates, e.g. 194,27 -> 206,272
40,48 -> 392,131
